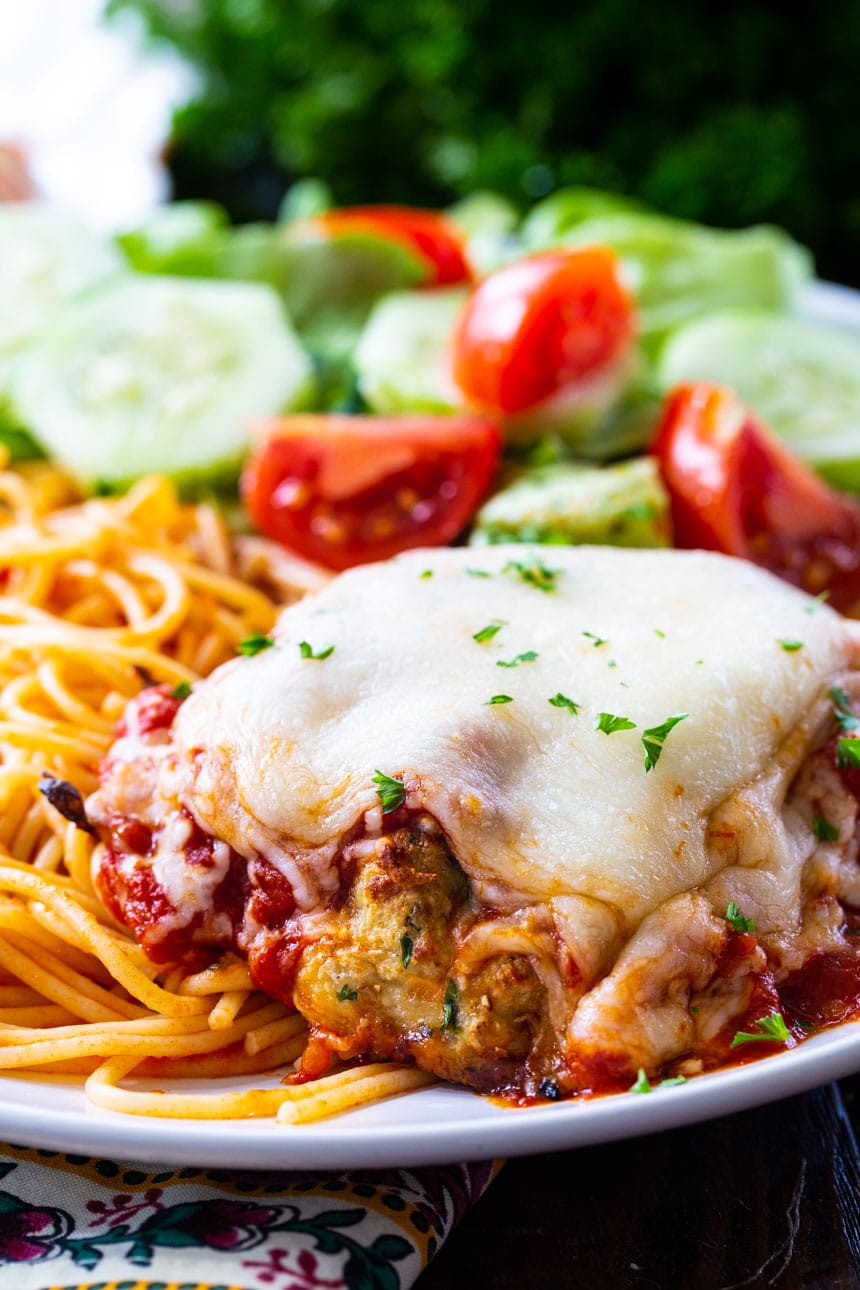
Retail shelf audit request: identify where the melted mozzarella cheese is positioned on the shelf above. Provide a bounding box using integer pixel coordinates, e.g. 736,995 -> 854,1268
172,546 -> 860,927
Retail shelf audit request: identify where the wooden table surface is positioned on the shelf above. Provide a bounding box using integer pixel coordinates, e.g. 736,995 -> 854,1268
418,1074 -> 860,1289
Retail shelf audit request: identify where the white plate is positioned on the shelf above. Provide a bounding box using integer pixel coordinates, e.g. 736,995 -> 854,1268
2,279 -> 860,1170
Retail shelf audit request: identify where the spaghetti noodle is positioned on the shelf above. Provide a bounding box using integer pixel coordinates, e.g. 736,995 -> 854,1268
0,457 -> 427,1120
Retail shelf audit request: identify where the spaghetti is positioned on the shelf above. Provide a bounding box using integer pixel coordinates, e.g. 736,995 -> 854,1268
0,457 -> 428,1120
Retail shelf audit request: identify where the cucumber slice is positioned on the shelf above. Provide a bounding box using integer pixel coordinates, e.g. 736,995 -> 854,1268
657,310 -> 860,491
557,213 -> 812,346
9,275 -> 313,490
354,287 -> 467,414
0,203 -> 123,396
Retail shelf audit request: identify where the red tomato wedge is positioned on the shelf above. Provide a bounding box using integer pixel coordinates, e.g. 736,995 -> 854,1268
653,382 -> 860,612
451,247 -> 635,416
241,414 -> 502,570
303,206 -> 471,286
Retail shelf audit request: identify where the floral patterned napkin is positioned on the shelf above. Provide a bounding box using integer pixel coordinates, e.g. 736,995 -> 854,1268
0,1141 -> 499,1289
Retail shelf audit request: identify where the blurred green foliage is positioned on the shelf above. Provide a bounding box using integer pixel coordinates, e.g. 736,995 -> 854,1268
111,0 -> 860,284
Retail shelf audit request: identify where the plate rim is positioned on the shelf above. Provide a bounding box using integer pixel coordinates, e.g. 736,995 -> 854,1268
2,277 -> 859,1169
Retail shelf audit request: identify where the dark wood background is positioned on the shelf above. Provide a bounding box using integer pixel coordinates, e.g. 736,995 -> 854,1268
418,1075 -> 860,1288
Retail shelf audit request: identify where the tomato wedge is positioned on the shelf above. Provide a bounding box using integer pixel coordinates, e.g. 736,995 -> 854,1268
303,206 -> 471,286
451,247 -> 635,416
652,382 -> 860,612
241,414 -> 502,570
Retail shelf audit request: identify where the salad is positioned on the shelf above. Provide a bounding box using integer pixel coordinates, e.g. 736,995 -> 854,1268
2,184 -> 860,605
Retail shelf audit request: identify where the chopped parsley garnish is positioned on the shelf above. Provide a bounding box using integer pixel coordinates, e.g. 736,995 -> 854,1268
777,639 -> 804,652
725,901 -> 755,934
595,711 -> 636,735
830,686 -> 860,734
372,770 -> 406,814
813,814 -> 840,842
237,634 -> 275,656
730,1013 -> 791,1048
641,713 -> 688,772
171,681 -> 192,700
473,620 -> 505,644
400,933 -> 414,969
654,628 -> 666,639
497,651 -> 538,668
805,591 -> 830,613
441,980 -> 460,1032
420,569 -> 434,579
336,984 -> 358,1002
548,693 -> 580,715
837,737 -> 860,770
485,694 -> 514,705
299,640 -> 335,660
582,630 -> 608,647
503,557 -> 560,593
630,1069 -> 652,1093
466,567 -> 491,578
631,1068 -> 688,1093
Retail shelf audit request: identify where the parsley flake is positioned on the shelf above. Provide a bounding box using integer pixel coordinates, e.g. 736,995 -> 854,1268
466,567 -> 491,578
659,1075 -> 688,1088
485,694 -> 514,705
473,621 -> 505,644
777,639 -> 804,652
595,711 -> 636,735
441,980 -> 460,1032
336,984 -> 358,1002
237,634 -> 275,656
630,1068 -> 652,1093
813,814 -> 840,842
641,713 -> 688,772
372,770 -> 406,814
654,628 -> 666,639
497,651 -> 538,668
837,737 -> 860,770
503,557 -> 560,593
804,591 -> 830,613
420,569 -> 434,579
299,640 -> 335,660
582,630 -> 608,647
830,687 -> 860,734
171,681 -> 192,700
549,693 -> 580,715
725,901 -> 755,934
400,933 -> 414,969
730,1013 -> 791,1048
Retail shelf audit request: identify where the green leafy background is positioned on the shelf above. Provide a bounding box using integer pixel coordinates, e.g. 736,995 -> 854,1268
110,0 -> 860,285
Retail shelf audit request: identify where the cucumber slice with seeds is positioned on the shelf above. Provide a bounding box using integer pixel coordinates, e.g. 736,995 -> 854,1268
0,203 -> 123,399
10,275 -> 313,490
657,310 -> 860,492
